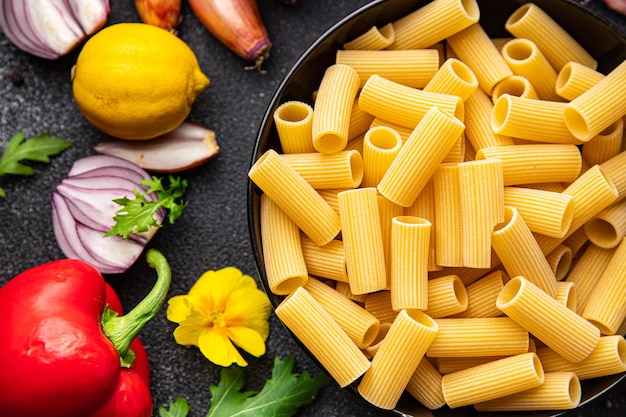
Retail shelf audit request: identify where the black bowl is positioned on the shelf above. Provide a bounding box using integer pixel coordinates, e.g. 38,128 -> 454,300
247,0 -> 626,416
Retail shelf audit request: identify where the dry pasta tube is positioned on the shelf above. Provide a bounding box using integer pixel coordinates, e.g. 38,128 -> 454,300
453,269 -> 509,318
388,0 -> 479,50
564,60 -> 626,142
584,199 -> 626,249
423,275 -> 468,318
378,195 -> 405,287
446,23 -> 513,94
433,163 -> 464,267
442,352 -> 544,408
464,87 -> 516,151
565,243 -> 615,314
582,118 -> 624,166
335,281 -> 367,304
364,290 -> 398,324
437,339 -> 536,373
500,37 -> 561,102
343,23 -> 395,50
358,74 -> 464,129
406,358 -> 446,410
556,61 -> 605,101
363,322 -> 392,359
304,276 -> 380,349
348,98 -> 375,140
459,159 -> 505,269
546,244 -> 573,281
357,309 -> 439,410
474,372 -> 581,412
503,186 -> 575,239
338,187 -> 387,294
562,227 -> 589,258
369,117 -> 413,142
556,281 -> 577,311
300,234 -> 348,283
260,194 -> 308,295
475,144 -> 581,186
504,3 -> 597,71
249,149 -> 341,246
497,276 -> 601,363
427,317 -> 528,358
378,106 -> 465,207
281,150 -> 363,189
361,126 -> 402,188
336,49 -> 439,88
390,216 -> 431,310
312,64 -> 361,154
405,179 -> 440,272
537,335 -> 626,380
492,94 -> 584,144
600,150 -> 626,200
583,237 -> 626,335
492,74 -> 539,102
275,287 -> 371,387
316,188 -> 344,214
423,57 -> 478,100
273,100 -> 315,154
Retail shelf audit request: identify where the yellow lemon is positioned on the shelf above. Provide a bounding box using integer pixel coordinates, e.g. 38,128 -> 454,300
72,23 -> 210,140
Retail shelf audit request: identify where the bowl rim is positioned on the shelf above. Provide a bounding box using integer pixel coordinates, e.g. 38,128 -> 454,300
246,1 -> 626,416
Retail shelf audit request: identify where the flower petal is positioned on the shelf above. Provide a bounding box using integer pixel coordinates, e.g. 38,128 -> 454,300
172,304 -> 210,345
198,327 -> 248,367
224,288 -> 272,340
227,326 -> 267,358
166,295 -> 192,323
189,267 -> 251,314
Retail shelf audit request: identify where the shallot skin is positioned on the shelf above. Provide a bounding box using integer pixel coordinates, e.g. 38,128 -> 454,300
133,0 -> 182,33
188,0 -> 271,70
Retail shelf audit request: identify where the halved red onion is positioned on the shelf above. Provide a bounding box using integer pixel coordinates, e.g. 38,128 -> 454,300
94,121 -> 220,173
51,155 -> 163,274
0,0 -> 109,60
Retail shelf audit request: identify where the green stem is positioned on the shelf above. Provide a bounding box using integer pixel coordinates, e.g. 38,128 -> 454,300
103,249 -> 171,362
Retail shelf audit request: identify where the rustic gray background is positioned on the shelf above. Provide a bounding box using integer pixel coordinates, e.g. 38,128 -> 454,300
1,1 -> 625,416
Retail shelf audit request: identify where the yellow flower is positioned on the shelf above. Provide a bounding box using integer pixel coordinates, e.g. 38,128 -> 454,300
166,267 -> 272,367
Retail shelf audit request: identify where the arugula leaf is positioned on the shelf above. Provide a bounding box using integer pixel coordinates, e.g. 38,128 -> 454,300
105,175 -> 188,239
0,132 -> 71,198
159,397 -> 191,417
206,356 -> 329,417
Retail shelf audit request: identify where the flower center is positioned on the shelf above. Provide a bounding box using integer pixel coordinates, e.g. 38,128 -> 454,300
210,311 -> 226,327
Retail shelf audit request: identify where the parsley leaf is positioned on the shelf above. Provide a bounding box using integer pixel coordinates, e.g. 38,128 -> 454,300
0,132 -> 71,198
159,397 -> 191,417
105,175 -> 188,239
206,356 -> 329,417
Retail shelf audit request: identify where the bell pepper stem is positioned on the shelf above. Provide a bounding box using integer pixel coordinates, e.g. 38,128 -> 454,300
102,249 -> 171,362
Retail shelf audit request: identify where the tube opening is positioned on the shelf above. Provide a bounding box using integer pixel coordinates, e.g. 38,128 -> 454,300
491,94 -> 512,132
275,101 -> 313,124
348,150 -> 364,186
496,275 -> 524,307
274,274 -> 309,295
585,218 -> 620,248
314,133 -> 346,154
365,126 -> 402,151
503,39 -> 534,62
564,106 -> 590,140
505,3 -> 533,29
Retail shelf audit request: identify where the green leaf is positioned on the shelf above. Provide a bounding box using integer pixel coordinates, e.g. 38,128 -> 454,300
105,175 -> 188,239
206,356 -> 329,417
159,397 -> 191,417
0,132 -> 71,197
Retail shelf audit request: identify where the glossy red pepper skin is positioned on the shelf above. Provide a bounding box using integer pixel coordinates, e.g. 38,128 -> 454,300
0,259 -> 121,417
0,252 -> 169,417
89,284 -> 153,417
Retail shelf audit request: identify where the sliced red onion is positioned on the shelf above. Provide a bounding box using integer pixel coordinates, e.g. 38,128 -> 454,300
94,121 -> 220,173
0,0 -> 110,60
51,155 -> 163,274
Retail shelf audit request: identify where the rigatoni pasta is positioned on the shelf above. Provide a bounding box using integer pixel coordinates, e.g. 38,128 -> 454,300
273,100 -> 315,154
260,194 -> 308,295
423,57 -> 478,100
343,23 -> 395,50
249,149 -> 341,246
275,286 -> 371,387
336,49 -> 439,88
281,150 -> 363,189
312,64 -> 361,154
300,234 -> 348,283
497,276 -> 600,363
360,126 -> 402,187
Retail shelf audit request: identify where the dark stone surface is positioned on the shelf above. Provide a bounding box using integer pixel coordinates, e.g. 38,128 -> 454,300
0,1 -> 624,416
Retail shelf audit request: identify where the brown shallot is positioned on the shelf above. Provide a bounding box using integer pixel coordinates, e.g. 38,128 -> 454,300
188,0 -> 272,71
133,0 -> 181,33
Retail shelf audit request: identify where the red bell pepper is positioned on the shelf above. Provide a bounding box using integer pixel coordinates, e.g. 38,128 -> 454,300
0,249 -> 171,417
